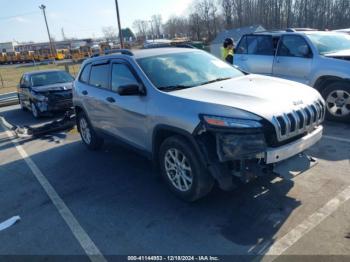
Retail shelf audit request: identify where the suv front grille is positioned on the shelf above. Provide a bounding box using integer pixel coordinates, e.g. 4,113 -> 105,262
272,100 -> 325,141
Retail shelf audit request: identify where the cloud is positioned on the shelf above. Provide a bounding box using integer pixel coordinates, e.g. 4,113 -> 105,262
48,12 -> 61,19
97,9 -> 115,16
12,16 -> 30,23
162,0 -> 193,20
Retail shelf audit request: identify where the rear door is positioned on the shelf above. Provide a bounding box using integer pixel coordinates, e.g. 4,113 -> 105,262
234,35 -> 275,75
80,60 -> 113,130
273,35 -> 313,84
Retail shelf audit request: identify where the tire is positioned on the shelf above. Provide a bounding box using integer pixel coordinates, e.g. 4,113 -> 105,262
77,112 -> 103,150
321,82 -> 350,123
18,95 -> 27,111
159,136 -> 214,202
30,102 -> 41,119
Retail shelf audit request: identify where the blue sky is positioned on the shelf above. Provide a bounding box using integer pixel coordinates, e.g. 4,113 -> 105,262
0,0 -> 193,42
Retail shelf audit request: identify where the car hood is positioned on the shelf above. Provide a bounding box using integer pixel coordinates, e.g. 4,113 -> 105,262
324,49 -> 350,60
169,74 -> 323,121
32,82 -> 73,92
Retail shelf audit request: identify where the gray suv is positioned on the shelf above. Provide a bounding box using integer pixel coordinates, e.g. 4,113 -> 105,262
234,30 -> 350,122
73,48 -> 325,201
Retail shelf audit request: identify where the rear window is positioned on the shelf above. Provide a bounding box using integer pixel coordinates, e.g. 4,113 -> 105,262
89,64 -> 110,89
236,35 -> 274,55
79,64 -> 91,83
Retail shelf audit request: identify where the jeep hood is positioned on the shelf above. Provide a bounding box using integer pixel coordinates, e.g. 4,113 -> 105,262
32,82 -> 73,92
170,75 -> 322,121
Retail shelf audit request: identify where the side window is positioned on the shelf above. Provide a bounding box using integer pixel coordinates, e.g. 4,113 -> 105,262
111,63 -> 139,92
79,64 -> 91,83
89,64 -> 110,89
247,35 -> 274,55
24,75 -> 31,87
277,35 -> 312,58
236,36 -> 247,54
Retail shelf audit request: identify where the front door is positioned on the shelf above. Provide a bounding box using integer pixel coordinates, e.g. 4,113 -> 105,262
273,35 -> 313,85
106,60 -> 148,150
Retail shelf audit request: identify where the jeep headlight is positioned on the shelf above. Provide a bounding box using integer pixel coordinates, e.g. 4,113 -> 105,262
201,115 -> 262,129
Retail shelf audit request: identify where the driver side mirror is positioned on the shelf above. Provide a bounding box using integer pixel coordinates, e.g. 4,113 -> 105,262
117,84 -> 145,96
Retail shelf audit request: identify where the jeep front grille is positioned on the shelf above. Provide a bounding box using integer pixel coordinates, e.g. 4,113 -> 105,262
272,100 -> 325,141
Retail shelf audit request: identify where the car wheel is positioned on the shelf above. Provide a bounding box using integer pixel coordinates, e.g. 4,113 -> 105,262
159,136 -> 214,202
77,112 -> 103,150
322,82 -> 350,123
31,102 -> 40,119
18,95 -> 27,111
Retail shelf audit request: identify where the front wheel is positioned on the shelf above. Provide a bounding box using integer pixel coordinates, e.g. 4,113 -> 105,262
31,102 -> 40,119
322,82 -> 350,123
159,136 -> 214,202
77,112 -> 103,150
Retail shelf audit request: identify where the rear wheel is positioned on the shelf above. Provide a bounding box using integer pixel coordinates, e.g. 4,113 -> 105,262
159,136 -> 214,202
77,112 -> 103,150
322,82 -> 350,123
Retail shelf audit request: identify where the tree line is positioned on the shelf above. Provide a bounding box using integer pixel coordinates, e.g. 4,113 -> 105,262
132,0 -> 350,42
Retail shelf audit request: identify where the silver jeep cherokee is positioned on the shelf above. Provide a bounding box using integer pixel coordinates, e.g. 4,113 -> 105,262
73,48 -> 325,201
234,29 -> 350,122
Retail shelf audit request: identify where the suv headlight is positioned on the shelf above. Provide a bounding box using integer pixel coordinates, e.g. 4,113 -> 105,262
31,91 -> 48,102
201,115 -> 262,129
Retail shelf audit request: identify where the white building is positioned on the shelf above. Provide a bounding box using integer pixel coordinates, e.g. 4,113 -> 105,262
0,42 -> 18,52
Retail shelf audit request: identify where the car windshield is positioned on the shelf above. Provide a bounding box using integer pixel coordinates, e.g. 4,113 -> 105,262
307,33 -> 350,55
31,71 -> 74,87
137,51 -> 244,91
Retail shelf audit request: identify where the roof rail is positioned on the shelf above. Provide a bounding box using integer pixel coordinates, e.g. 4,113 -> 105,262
286,28 -> 318,32
91,49 -> 134,58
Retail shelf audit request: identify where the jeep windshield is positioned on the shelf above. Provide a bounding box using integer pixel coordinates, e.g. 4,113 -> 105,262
137,51 -> 244,91
307,33 -> 350,55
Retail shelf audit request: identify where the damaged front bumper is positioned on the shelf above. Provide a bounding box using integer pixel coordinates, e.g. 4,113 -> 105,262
33,91 -> 73,114
194,122 -> 323,190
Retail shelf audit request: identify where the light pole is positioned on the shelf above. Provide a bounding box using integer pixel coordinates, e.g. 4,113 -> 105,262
114,0 -> 124,48
39,4 -> 55,57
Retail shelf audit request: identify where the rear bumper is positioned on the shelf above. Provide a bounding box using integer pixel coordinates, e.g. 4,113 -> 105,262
265,126 -> 323,164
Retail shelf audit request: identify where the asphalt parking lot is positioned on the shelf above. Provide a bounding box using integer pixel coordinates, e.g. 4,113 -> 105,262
0,104 -> 349,261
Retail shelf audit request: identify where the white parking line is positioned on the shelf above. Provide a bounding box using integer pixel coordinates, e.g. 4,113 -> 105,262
2,128 -> 106,262
323,135 -> 350,144
260,186 -> 350,258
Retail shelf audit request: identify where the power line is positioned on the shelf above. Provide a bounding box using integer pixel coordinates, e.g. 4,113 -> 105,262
0,11 -> 39,20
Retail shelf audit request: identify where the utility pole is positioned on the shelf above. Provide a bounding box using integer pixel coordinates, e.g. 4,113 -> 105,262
149,20 -> 155,41
39,4 -> 55,56
114,0 -> 124,48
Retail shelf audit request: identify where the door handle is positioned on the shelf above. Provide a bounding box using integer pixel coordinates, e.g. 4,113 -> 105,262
82,90 -> 88,95
106,97 -> 116,103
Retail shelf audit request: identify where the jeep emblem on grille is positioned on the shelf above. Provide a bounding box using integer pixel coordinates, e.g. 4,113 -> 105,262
293,100 -> 304,106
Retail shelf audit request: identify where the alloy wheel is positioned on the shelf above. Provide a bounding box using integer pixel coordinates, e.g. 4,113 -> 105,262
164,148 -> 193,192
79,118 -> 92,145
326,90 -> 350,117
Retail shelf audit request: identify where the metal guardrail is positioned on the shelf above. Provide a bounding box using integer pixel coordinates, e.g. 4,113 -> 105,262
0,92 -> 19,107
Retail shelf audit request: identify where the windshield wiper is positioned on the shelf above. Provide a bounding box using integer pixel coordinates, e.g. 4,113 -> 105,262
199,77 -> 232,86
158,85 -> 194,92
